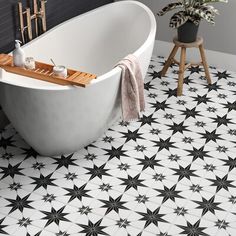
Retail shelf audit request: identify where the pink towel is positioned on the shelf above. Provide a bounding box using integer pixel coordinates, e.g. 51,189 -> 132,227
116,54 -> 145,121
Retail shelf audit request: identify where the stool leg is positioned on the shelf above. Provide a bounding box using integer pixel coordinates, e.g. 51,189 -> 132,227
199,44 -> 212,85
161,45 -> 179,77
177,47 -> 186,96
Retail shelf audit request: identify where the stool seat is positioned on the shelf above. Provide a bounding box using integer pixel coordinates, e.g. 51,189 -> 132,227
161,36 -> 212,96
173,37 -> 203,48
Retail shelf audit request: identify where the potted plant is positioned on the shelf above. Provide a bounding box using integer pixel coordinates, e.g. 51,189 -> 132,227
157,0 -> 228,43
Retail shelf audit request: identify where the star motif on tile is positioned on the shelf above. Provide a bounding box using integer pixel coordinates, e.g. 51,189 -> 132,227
172,164 -> 197,181
190,184 -> 203,193
104,145 -> 128,161
184,76 -> 193,85
148,93 -> 158,99
0,135 -> 15,149
206,106 -> 217,113
148,70 -> 161,80
174,207 -> 188,216
164,88 -> 178,98
150,100 -> 170,112
212,114 -> 233,127
229,196 -> 236,204
42,193 -> 56,202
222,157 -> 236,171
189,87 -> 198,93
120,174 -> 145,191
42,206 -> 69,227
150,128 -> 161,135
193,94 -> 211,105
168,121 -> 188,135
228,81 -> 236,87
78,206 -> 92,215
209,174 -> 234,192
102,136 -> 114,143
119,121 -> 130,127
157,232 -> 171,236
117,218 -> 130,228
195,121 -> 206,127
164,113 -> 175,119
187,146 -> 210,162
144,81 -> 155,91
195,196 -> 223,216
9,182 -> 22,191
178,220 -> 208,236
85,164 -> 110,180
158,185 -> 183,203
153,137 -> 175,152
1,152 -> 14,160
177,99 -> 187,105
205,82 -> 221,92
181,107 -> 200,119
137,154 -> 161,170
84,153 -> 96,161
213,70 -> 233,80
169,154 -> 180,162
6,194 -> 33,214
183,137 -> 194,143
65,184 -> 89,202
0,218 -> 7,235
121,129 -> 144,142
135,145 -> 146,152
118,163 -> 130,171
215,219 -> 229,229
53,153 -> 77,170
101,195 -> 128,215
218,93 -> 227,99
0,163 -> 24,180
200,130 -> 222,143
65,172 -> 77,180
138,207 -> 166,229
99,183 -> 112,192
56,231 -> 69,236
32,162 -> 45,170
79,219 -> 108,236
138,114 -> 157,127
31,173 -> 56,190
136,194 -> 149,204
216,146 -> 228,153
18,217 -> 32,227
21,147 -> 38,159
228,129 -> 236,136
204,164 -> 216,172
160,80 -> 170,86
224,101 -> 236,112
188,66 -> 203,74
153,173 -> 165,182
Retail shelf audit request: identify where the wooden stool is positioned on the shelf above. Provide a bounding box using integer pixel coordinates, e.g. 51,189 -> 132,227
161,37 -> 212,96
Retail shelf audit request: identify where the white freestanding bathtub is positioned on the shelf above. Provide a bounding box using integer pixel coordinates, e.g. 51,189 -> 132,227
0,0 -> 156,156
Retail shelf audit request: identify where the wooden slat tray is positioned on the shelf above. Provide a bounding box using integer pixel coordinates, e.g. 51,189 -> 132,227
0,54 -> 97,87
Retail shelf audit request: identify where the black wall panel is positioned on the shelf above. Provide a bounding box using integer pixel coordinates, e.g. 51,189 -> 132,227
0,0 -> 113,53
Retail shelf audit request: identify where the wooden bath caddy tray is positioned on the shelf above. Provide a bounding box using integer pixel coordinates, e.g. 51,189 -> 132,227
0,54 -> 97,87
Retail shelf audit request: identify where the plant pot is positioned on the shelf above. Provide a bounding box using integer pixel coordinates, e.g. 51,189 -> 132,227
177,20 -> 199,43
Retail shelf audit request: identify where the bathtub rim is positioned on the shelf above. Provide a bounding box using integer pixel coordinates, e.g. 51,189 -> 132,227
0,0 -> 156,91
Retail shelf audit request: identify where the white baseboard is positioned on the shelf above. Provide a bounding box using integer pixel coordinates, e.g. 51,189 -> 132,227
154,40 -> 236,72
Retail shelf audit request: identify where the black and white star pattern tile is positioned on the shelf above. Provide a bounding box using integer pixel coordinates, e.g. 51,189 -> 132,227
1,55 -> 236,236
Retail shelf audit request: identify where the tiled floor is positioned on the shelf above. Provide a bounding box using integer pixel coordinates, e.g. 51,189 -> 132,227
1,55 -> 236,236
